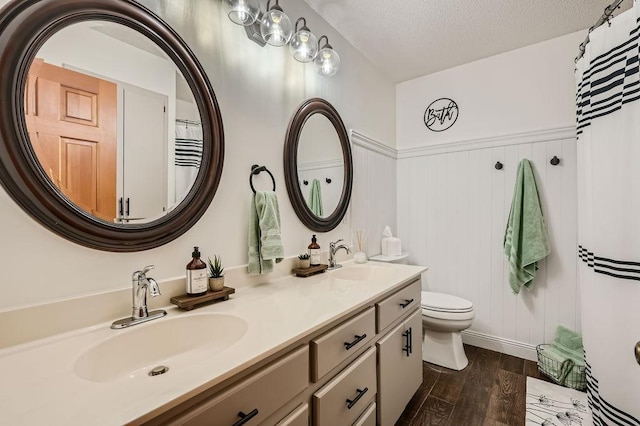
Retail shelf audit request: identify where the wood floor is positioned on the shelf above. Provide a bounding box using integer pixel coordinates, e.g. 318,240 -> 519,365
395,345 -> 553,426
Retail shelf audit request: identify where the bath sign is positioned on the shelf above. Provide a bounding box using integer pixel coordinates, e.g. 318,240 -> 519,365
424,98 -> 459,132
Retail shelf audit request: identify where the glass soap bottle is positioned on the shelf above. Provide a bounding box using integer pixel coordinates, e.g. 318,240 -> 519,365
186,246 -> 208,296
308,235 -> 321,266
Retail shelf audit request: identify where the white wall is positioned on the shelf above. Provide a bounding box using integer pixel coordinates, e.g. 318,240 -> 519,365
396,32 -> 584,358
397,31 -> 584,149
0,0 -> 395,309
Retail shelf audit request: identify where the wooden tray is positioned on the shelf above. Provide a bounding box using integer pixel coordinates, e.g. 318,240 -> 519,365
170,286 -> 235,311
292,263 -> 328,277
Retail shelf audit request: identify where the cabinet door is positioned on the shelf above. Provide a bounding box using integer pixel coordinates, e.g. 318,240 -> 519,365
376,309 -> 422,426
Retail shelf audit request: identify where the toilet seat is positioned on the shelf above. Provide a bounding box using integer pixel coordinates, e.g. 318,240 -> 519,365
421,292 -> 474,320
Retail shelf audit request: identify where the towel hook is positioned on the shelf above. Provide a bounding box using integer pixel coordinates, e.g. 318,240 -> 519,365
550,156 -> 560,166
250,164 -> 276,194
326,178 -> 332,184
495,161 -> 503,170
303,180 -> 309,186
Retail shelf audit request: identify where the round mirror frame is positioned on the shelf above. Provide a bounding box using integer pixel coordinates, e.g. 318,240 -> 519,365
284,98 -> 353,232
0,0 -> 224,252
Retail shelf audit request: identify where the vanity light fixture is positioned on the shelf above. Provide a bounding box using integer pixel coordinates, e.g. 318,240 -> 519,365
290,17 -> 318,62
223,0 -> 260,26
259,0 -> 293,47
314,35 -> 340,76
224,0 -> 340,75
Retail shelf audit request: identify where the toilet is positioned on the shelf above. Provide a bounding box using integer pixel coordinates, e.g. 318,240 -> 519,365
421,291 -> 475,370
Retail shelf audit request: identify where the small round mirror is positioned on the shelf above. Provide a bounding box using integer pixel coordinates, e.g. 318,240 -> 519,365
284,98 -> 352,232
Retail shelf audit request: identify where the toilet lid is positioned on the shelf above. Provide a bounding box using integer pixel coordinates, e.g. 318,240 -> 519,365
421,291 -> 473,313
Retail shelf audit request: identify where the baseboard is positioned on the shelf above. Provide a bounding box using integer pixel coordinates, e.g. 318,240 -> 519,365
461,329 -> 537,361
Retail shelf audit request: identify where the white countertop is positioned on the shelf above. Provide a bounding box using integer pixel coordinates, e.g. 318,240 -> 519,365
0,261 -> 426,425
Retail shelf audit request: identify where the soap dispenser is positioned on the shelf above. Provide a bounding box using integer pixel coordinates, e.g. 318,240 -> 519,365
308,235 -> 321,266
186,246 -> 208,296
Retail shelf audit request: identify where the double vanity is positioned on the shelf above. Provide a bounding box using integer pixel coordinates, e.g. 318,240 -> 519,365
0,262 -> 426,425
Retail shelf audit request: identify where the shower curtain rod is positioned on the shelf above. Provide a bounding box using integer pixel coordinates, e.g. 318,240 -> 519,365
576,0 -> 627,61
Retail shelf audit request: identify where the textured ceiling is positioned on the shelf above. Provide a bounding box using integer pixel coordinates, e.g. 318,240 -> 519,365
301,0 -> 631,82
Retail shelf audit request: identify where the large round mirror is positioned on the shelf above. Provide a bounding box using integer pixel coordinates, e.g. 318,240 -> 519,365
284,98 -> 352,232
0,0 -> 224,251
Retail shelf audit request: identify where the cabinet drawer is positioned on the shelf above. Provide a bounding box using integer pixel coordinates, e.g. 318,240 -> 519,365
311,307 -> 375,381
172,346 -> 309,426
313,347 -> 377,425
376,279 -> 421,332
353,402 -> 376,426
276,403 -> 308,426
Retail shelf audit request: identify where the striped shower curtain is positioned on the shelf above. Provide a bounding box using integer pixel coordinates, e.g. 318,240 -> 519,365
174,121 -> 203,204
576,3 -> 640,425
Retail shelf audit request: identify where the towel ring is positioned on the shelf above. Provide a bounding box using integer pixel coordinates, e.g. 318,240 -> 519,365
250,164 -> 276,194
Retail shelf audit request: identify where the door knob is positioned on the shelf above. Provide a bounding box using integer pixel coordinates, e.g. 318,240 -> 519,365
635,341 -> 640,366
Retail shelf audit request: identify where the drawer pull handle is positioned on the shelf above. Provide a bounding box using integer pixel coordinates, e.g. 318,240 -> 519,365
344,334 -> 367,350
402,327 -> 413,356
346,387 -> 369,410
233,409 -> 259,426
402,329 -> 411,356
399,298 -> 414,308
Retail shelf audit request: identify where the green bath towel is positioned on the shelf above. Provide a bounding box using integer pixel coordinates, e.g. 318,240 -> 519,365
248,191 -> 284,275
504,159 -> 550,294
307,178 -> 323,217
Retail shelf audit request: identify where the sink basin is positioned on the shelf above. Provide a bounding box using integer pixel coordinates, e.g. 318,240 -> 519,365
74,313 -> 247,382
331,265 -> 395,282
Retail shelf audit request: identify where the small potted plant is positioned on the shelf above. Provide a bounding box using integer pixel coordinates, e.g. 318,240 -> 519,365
207,255 -> 225,292
298,253 -> 311,269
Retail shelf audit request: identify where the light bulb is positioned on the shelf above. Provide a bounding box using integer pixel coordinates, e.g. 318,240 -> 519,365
224,0 -> 260,26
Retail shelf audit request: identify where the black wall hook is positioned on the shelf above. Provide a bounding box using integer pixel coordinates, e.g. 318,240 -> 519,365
550,156 -> 560,166
250,164 -> 276,193
326,178 -> 332,184
495,161 -> 503,170
303,180 -> 309,186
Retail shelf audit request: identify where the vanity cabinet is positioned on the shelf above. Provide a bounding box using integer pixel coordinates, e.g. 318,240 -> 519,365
144,278 -> 422,426
376,309 -> 423,426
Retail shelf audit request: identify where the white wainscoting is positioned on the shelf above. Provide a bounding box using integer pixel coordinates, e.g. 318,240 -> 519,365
397,129 -> 579,360
350,130 -> 397,256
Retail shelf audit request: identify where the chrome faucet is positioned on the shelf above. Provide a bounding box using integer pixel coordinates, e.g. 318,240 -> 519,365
111,265 -> 167,329
328,239 -> 351,270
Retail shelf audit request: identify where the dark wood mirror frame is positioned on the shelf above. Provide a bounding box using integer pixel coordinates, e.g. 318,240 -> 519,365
0,0 -> 224,252
284,98 -> 353,232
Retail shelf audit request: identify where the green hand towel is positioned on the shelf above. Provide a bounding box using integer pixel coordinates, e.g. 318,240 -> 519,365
307,178 -> 323,217
248,191 -> 284,275
553,325 -> 584,360
504,159 -> 550,294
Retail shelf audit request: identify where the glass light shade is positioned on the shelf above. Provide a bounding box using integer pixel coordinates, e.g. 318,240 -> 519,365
224,0 -> 260,26
314,47 -> 340,76
289,29 -> 318,62
260,8 -> 293,46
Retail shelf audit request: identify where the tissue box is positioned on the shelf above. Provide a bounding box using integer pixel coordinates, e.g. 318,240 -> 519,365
382,237 -> 402,256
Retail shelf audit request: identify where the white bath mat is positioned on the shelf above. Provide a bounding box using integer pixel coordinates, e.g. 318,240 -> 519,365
526,377 -> 592,426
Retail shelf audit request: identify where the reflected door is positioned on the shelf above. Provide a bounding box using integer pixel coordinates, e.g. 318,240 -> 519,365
121,87 -> 167,222
25,59 -> 117,222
